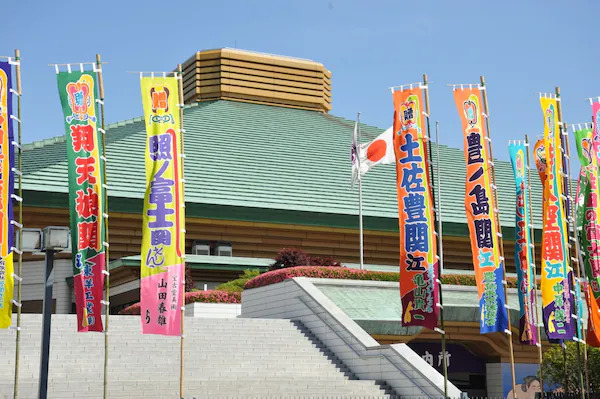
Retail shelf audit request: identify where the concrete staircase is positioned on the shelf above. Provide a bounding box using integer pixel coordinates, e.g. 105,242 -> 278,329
0,315 -> 396,398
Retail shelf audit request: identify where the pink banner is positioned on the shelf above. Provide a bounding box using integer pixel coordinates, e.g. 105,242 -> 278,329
140,263 -> 184,335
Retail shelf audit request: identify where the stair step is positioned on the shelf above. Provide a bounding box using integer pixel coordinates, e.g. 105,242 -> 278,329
0,316 -> 394,397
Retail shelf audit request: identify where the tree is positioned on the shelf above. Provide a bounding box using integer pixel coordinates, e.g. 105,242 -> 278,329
185,266 -> 195,292
541,342 -> 600,393
268,248 -> 342,271
269,248 -> 311,271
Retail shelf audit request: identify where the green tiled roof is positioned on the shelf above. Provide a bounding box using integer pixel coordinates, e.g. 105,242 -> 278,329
312,279 -> 586,338
23,99 -> 546,228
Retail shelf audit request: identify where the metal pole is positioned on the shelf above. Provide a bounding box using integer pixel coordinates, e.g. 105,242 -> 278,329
422,73 -> 448,397
357,112 -> 364,270
525,134 -> 545,397
38,249 -> 55,399
555,87 -> 586,398
563,343 -> 568,394
12,48 -> 23,399
434,120 -> 448,398
177,63 -> 186,399
479,75 -> 518,399
95,53 -> 110,399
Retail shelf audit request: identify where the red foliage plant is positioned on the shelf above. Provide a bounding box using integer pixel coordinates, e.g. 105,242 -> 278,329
118,290 -> 241,315
269,248 -> 342,271
244,266 -> 526,290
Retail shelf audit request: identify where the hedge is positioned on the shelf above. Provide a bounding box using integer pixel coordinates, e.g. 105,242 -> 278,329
244,266 -> 527,290
118,290 -> 241,315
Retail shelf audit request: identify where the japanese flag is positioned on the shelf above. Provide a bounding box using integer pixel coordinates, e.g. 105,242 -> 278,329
352,126 -> 394,185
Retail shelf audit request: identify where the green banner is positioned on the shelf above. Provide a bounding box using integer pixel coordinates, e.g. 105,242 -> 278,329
57,71 -> 105,332
574,127 -> 600,300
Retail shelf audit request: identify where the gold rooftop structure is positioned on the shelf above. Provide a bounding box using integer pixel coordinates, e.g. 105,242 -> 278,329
181,48 -> 332,113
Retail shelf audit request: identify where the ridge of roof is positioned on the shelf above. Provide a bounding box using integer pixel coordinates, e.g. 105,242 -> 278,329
22,101 -> 207,152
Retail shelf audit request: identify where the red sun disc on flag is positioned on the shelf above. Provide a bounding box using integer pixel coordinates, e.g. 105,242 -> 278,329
367,140 -> 387,162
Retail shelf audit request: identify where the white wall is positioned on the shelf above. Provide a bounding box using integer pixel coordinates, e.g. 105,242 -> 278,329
486,363 -> 504,398
20,259 -> 73,314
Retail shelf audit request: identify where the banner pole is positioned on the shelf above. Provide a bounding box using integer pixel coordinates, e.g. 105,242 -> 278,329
563,343 -> 568,394
94,53 -> 110,399
177,63 -> 186,399
12,48 -> 23,399
357,112 -> 364,270
422,74 -> 448,397
434,121 -> 449,398
555,86 -> 586,398
525,134 -> 545,396
480,76 -> 517,398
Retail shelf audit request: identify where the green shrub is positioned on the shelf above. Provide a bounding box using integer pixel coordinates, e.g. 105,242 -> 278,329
215,269 -> 261,293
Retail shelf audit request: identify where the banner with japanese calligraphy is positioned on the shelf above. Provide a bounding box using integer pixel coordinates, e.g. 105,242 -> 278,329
0,62 -> 14,329
533,140 -> 547,199
392,87 -> 439,329
453,87 -> 508,334
539,97 -> 574,341
140,77 -> 185,336
57,71 -> 105,332
509,142 -> 538,345
592,102 -> 600,162
574,126 -> 600,345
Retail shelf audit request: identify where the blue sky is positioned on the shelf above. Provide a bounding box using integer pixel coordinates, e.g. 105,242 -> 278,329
2,1 -> 599,165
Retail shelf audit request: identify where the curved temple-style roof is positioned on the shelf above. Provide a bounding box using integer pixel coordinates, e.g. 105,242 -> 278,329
22,99 -> 546,231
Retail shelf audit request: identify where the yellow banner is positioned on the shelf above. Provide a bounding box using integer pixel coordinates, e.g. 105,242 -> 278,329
140,77 -> 185,277
0,64 -> 14,329
540,97 -> 573,340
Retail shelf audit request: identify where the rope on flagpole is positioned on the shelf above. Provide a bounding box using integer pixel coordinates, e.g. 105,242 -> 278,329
556,87 -> 587,398
94,53 -> 111,399
12,48 -> 23,399
177,63 -> 186,399
525,133 -> 545,397
421,74 -> 448,398
479,75 -> 518,399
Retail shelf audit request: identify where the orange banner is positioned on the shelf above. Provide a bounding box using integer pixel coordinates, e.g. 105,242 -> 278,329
393,87 -> 439,329
453,87 -> 508,334
586,284 -> 600,347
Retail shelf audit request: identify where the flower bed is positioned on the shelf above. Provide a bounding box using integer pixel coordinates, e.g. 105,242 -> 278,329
118,290 -> 241,315
244,266 -> 526,290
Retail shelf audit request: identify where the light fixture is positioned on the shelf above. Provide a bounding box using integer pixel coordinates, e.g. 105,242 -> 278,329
20,228 -> 43,252
41,226 -> 70,251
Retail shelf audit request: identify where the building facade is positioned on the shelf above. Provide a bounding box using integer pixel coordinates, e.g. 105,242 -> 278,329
19,48 -> 563,397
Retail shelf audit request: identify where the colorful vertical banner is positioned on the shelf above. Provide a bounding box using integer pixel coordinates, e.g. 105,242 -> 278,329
539,97 -> 574,340
140,76 -> 185,336
533,140 -> 547,194
392,87 -> 439,329
592,102 -> 600,162
453,87 -> 508,334
57,71 -> 105,332
0,62 -> 14,329
509,142 -> 538,345
574,126 -> 600,345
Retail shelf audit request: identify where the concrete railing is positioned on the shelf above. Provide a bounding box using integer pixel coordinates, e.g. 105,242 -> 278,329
242,277 -> 463,399
185,302 -> 241,318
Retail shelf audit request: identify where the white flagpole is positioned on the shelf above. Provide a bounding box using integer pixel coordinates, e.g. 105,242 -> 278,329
357,113 -> 364,270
